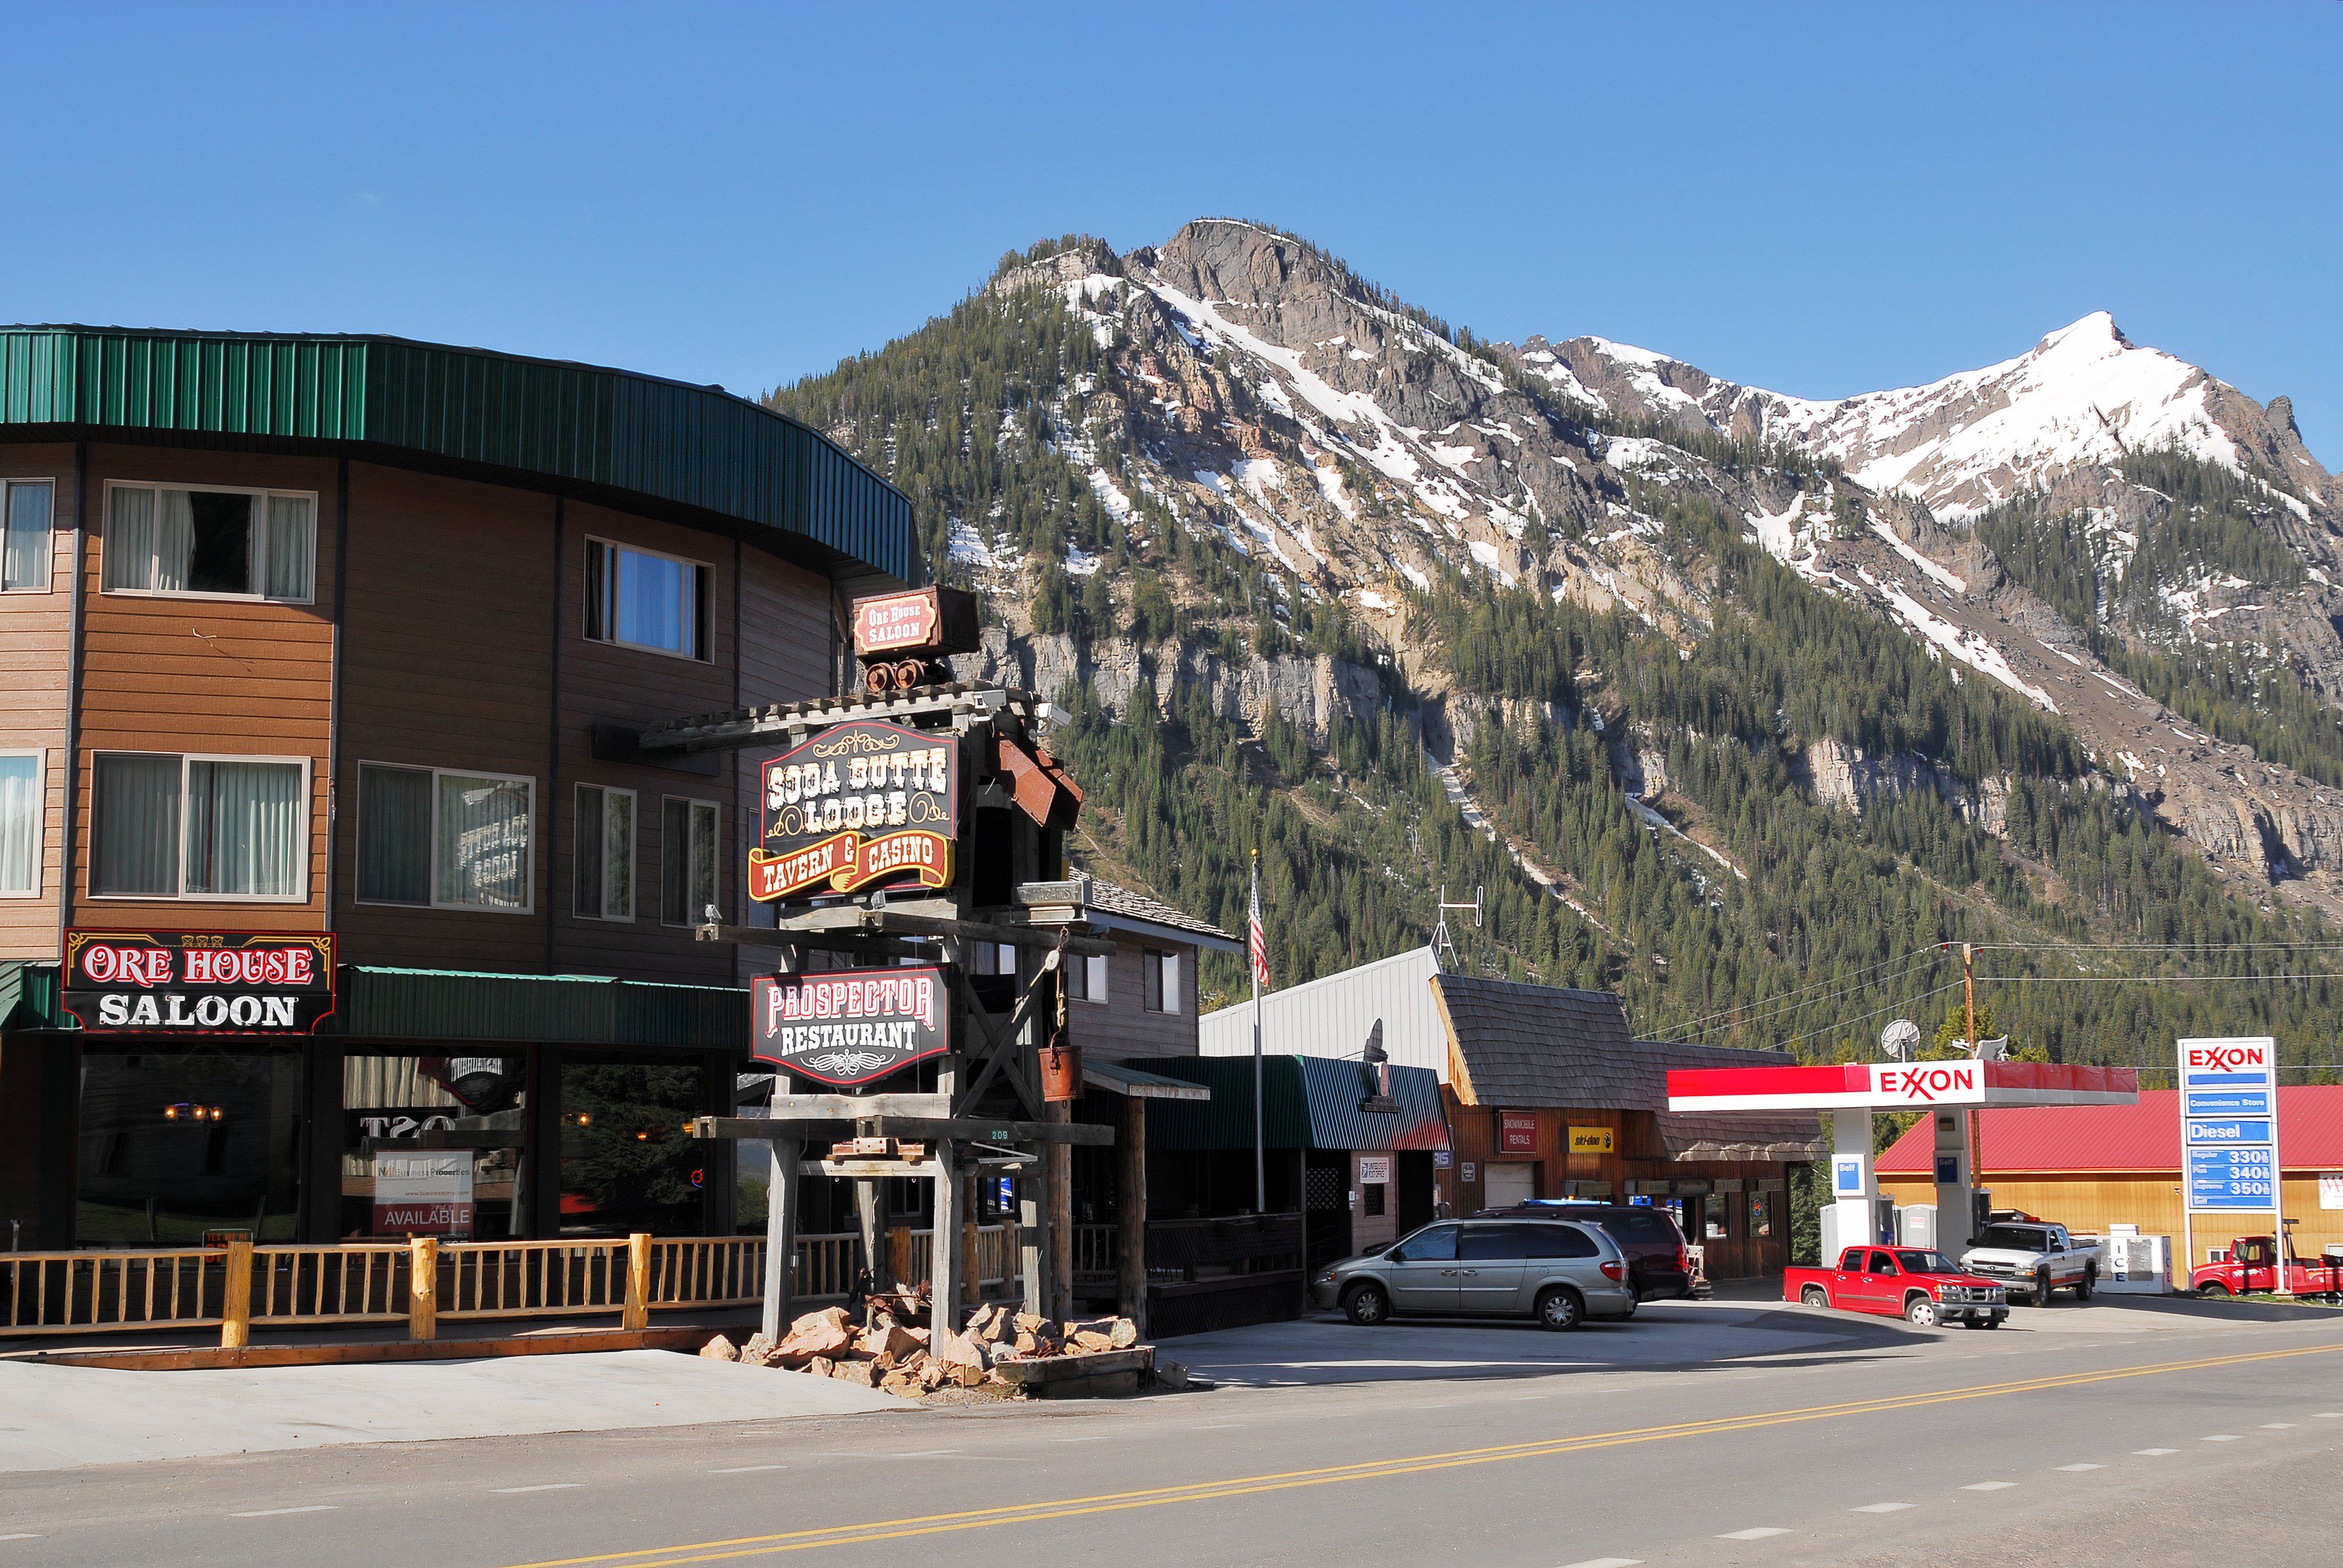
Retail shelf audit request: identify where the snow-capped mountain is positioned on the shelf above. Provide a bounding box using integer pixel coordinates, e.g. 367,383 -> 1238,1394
1521,311 -> 2334,523
782,218 -> 2343,964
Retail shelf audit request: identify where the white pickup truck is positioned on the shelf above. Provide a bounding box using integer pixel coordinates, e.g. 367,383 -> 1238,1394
1958,1221 -> 2100,1304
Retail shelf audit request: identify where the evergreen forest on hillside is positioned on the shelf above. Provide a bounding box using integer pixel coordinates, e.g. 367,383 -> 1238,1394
774,264 -> 2343,1083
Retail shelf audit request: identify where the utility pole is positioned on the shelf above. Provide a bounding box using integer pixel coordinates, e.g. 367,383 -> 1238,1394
1964,943 -> 1983,1216
1250,847 -> 1265,1217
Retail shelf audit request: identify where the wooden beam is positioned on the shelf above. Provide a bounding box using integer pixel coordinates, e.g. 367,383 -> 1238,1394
637,683 -> 1026,755
754,1094 -> 952,1120
931,1139 -> 961,1333
696,914 -> 1112,956
1120,1095 -> 1148,1338
760,1136 -> 799,1342
693,1115 -> 1112,1146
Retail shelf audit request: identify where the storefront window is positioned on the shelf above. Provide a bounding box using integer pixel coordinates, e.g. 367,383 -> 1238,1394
342,1052 -> 528,1239
77,1046 -> 303,1244
1749,1190 -> 1773,1239
560,1055 -> 707,1235
1703,1193 -> 1729,1240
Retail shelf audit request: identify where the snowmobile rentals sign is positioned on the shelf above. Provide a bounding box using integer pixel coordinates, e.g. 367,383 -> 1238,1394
748,720 -> 958,902
752,965 -> 950,1087
62,931 -> 337,1034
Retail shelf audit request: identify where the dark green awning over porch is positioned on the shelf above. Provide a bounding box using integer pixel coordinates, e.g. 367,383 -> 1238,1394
1133,1054 -> 1450,1153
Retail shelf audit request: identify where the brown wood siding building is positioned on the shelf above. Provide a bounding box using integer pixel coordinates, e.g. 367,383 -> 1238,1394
0,442 -> 76,955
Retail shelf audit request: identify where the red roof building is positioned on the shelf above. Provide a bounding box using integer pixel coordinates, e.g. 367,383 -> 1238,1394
1876,1085 -> 2343,1264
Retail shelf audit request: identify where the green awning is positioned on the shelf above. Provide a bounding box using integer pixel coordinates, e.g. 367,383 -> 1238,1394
1134,1055 -> 1450,1153
0,962 -> 63,1030
1082,1057 -> 1213,1101
333,967 -> 748,1051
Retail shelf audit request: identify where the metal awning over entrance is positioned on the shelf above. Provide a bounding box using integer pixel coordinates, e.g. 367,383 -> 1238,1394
1082,1058 -> 1212,1101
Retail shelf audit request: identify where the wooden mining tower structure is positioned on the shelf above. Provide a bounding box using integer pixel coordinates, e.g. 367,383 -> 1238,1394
643,587 -> 1108,1338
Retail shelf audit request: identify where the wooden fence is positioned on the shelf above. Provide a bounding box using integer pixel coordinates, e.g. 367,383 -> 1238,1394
2,1225 -> 1029,1346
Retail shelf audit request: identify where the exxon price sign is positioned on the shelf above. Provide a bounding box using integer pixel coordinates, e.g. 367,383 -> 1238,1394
2178,1037 -> 2281,1213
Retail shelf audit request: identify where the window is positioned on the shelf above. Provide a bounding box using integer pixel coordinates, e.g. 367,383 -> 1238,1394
1458,1226 -> 1532,1260
585,539 -> 710,660
2,480 -> 54,591
971,943 -> 1018,978
661,797 -> 719,925
1749,1191 -> 1773,1239
1389,1223 -> 1458,1262
1522,1223 -> 1599,1259
357,763 -> 535,912
1362,1183 -> 1386,1218
574,784 -> 635,921
1065,950 -> 1109,1002
1141,949 -> 1180,1013
91,752 -> 306,901
0,750 -> 41,895
1703,1193 -> 1729,1240
102,484 -> 314,603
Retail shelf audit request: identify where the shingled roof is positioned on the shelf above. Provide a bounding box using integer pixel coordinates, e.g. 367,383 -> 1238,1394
1087,881 -> 1241,951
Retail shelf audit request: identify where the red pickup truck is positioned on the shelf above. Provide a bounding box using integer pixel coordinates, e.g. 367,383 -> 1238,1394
2191,1235 -> 2343,1301
1786,1245 -> 2011,1328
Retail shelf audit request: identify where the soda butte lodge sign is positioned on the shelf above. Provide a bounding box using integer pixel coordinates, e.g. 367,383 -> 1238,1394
747,719 -> 963,1089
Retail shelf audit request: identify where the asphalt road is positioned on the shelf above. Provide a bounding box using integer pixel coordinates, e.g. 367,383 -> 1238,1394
5,1296 -> 2340,1567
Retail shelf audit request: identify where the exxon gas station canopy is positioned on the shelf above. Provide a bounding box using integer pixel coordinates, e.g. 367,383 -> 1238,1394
1667,1060 -> 2140,1112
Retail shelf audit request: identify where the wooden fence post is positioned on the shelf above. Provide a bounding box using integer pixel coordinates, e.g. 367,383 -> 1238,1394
623,1233 -> 651,1330
219,1237 -> 253,1349
408,1237 -> 438,1341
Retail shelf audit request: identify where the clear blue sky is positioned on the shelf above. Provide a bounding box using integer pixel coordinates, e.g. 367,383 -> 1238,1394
5,3 -> 2338,461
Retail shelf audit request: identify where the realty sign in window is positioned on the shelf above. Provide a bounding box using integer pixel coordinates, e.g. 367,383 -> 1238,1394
2178,1036 -> 2281,1212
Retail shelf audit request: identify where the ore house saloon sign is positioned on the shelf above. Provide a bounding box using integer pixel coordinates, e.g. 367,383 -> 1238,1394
747,717 -> 963,1089
63,931 -> 338,1034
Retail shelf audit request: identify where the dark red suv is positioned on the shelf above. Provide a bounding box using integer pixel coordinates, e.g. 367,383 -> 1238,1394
1471,1200 -> 1693,1303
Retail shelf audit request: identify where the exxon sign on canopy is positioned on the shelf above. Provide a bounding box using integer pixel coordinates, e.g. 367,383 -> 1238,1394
1666,1060 -> 2139,1113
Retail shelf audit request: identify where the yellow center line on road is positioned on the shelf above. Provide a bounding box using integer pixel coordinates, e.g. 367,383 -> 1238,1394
499,1340 -> 2343,1568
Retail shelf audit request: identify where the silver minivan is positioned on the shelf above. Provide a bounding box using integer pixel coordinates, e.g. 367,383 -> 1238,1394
1310,1218 -> 1638,1330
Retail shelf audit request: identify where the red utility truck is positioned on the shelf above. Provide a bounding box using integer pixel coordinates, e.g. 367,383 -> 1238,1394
1784,1245 -> 2011,1327
2190,1234 -> 2343,1300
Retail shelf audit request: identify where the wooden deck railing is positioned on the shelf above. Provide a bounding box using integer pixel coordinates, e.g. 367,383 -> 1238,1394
0,1226 -> 1041,1346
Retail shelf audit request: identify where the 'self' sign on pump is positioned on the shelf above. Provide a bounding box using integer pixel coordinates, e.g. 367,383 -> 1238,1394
749,721 -> 959,902
62,931 -> 337,1035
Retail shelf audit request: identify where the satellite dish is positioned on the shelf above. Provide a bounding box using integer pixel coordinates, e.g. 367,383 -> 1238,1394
1974,1036 -> 2011,1062
1878,1019 -> 1921,1061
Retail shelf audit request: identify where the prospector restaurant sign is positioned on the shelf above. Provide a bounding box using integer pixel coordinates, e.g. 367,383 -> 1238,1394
749,720 -> 958,902
752,965 -> 950,1087
63,931 -> 337,1034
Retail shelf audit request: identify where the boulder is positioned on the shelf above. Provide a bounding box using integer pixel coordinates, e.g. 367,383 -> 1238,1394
858,1322 -> 924,1361
946,1364 -> 987,1389
966,1303 -> 1012,1342
1013,1313 -> 1058,1337
738,1332 -> 780,1368
699,1334 -> 739,1362
830,1359 -> 881,1388
918,1361 -> 948,1390
805,1356 -> 836,1380
1108,1318 -> 1140,1349
1068,1330 -> 1116,1353
773,1307 -> 855,1365
930,1329 -> 986,1368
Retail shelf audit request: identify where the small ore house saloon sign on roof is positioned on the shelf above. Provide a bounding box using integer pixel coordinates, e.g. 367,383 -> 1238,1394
748,720 -> 959,902
63,931 -> 338,1034
753,965 -> 950,1088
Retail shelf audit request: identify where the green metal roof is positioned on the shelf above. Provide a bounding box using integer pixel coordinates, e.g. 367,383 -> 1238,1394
1137,1055 -> 1450,1153
0,326 -> 919,584
334,967 -> 748,1051
0,962 -> 62,1030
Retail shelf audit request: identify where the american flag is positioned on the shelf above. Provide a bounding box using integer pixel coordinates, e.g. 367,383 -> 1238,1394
1248,868 -> 1271,990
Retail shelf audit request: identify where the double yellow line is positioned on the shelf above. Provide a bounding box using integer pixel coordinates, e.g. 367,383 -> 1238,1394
504,1340 -> 2343,1566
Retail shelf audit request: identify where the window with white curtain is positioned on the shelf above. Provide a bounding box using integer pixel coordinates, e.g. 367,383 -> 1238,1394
358,763 -> 535,912
660,797 -> 718,925
584,538 -> 709,659
2,480 -> 54,592
90,752 -> 307,901
102,483 -> 315,603
0,750 -> 41,895
574,784 -> 635,921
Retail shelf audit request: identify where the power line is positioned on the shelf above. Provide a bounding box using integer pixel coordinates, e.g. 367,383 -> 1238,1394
1645,944 -> 1941,1041
1775,977 -> 1968,1055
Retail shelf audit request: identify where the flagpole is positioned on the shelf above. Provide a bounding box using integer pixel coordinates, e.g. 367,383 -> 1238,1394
1250,847 -> 1265,1216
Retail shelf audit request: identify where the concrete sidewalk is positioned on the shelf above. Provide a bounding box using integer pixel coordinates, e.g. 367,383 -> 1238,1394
0,1349 -> 906,1474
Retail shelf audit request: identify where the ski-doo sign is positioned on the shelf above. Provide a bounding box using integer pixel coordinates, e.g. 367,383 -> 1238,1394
63,931 -> 337,1034
749,720 -> 958,902
752,965 -> 950,1087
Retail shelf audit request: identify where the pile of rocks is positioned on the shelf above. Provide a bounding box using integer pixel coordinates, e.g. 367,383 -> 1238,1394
700,1302 -> 1146,1399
